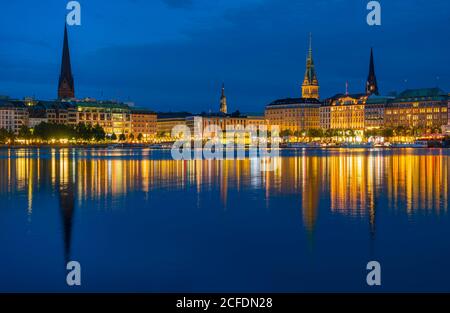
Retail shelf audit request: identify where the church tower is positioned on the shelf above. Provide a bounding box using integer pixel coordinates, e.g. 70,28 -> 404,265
301,33 -> 319,99
219,83 -> 227,114
366,48 -> 379,96
58,24 -> 75,99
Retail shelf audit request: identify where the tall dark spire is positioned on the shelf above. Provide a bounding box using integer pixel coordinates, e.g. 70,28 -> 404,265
366,48 -> 379,96
58,24 -> 75,99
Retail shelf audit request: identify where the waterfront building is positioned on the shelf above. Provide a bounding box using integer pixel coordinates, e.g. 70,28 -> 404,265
265,34 -> 321,133
73,100 -> 132,135
321,48 -> 381,131
0,100 -> 29,134
130,108 -> 157,140
445,95 -> 450,135
364,95 -> 393,129
265,98 -> 321,132
186,111 -> 267,135
384,88 -> 448,130
157,112 -> 191,136
320,94 -> 367,130
28,101 -> 77,125
58,24 -> 75,100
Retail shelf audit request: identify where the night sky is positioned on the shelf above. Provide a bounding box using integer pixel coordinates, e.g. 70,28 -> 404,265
0,0 -> 449,113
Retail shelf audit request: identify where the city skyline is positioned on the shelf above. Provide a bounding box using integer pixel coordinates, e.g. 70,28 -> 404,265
0,1 -> 449,113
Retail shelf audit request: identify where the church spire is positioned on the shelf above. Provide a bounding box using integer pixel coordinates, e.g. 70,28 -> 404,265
302,33 -> 319,99
58,23 -> 75,100
366,48 -> 379,96
219,83 -> 227,114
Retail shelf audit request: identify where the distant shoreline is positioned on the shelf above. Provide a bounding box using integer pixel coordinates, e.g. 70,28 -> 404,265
1,144 -> 449,150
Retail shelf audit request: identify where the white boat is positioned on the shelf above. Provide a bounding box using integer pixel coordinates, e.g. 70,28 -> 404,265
287,142 -> 321,149
340,142 -> 374,148
390,141 -> 429,148
107,144 -> 122,149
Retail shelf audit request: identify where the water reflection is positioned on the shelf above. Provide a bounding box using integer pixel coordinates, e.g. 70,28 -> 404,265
0,148 -> 449,259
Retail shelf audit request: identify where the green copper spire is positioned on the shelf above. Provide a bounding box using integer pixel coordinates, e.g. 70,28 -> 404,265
302,33 -> 320,99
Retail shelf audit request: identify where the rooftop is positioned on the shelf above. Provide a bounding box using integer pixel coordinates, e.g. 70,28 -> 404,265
157,112 -> 192,119
130,107 -> 156,114
268,97 -> 322,107
397,88 -> 447,98
0,100 -> 27,109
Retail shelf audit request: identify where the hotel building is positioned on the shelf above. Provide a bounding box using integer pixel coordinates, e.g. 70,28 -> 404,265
73,100 -> 132,135
320,48 -> 380,131
28,101 -> 77,125
130,108 -> 157,139
157,112 -> 191,136
0,100 -> 29,134
443,94 -> 450,135
364,95 -> 392,129
384,88 -> 448,130
266,98 -> 321,132
320,94 -> 367,130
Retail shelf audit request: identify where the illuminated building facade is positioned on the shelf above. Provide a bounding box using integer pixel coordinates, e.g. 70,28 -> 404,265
265,98 -> 321,132
364,95 -> 392,129
28,101 -> 77,125
74,100 -> 132,135
444,95 -> 450,135
157,112 -> 191,136
130,108 -> 157,139
320,94 -> 367,130
186,112 -> 267,135
0,100 -> 29,134
384,88 -> 448,129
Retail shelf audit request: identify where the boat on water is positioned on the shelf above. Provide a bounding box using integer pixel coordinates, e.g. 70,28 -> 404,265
287,142 -> 322,149
390,141 -> 429,148
107,143 -> 123,150
149,143 -> 172,149
340,142 -> 374,148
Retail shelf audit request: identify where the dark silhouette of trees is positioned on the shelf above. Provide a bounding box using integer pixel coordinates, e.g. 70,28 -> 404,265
0,128 -> 15,144
33,122 -> 107,142
18,125 -> 32,139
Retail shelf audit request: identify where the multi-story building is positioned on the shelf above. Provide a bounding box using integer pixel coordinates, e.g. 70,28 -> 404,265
320,48 -> 381,132
265,98 -> 321,132
265,35 -> 321,133
0,100 -> 29,134
157,112 -> 191,136
28,101 -> 77,125
443,94 -> 450,135
186,112 -> 267,134
320,94 -> 367,130
364,95 -> 393,129
384,88 -> 448,130
130,108 -> 157,140
73,100 -> 132,135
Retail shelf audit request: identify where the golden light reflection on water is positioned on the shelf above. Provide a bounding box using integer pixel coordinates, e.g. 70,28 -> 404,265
0,149 -> 448,224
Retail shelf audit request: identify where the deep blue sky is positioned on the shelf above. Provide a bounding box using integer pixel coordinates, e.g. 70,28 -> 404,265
0,0 -> 449,113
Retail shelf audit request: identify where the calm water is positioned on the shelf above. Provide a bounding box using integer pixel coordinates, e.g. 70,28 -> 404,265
0,147 -> 449,292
